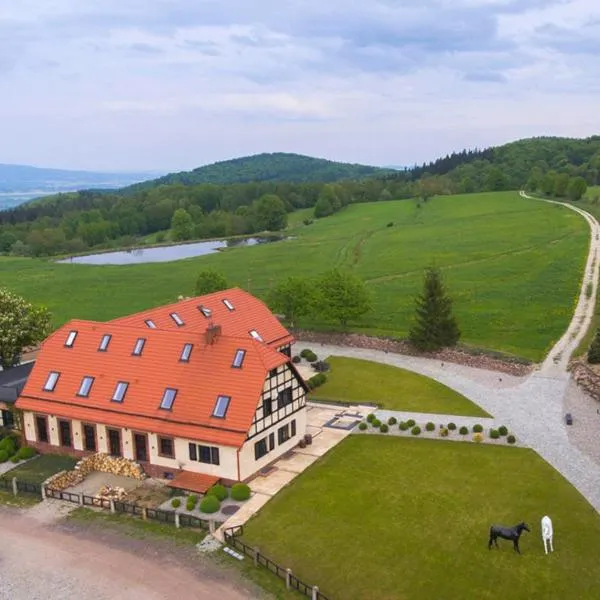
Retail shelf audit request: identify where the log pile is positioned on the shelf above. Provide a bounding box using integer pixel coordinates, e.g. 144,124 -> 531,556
75,453 -> 146,480
46,469 -> 84,490
96,485 -> 127,501
570,359 -> 600,401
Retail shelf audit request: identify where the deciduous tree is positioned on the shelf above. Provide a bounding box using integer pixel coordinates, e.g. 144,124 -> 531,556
567,177 -> 587,201
0,288 -> 51,369
317,269 -> 371,326
171,208 -> 194,241
409,267 -> 460,352
251,194 -> 287,231
268,276 -> 315,327
195,270 -> 229,296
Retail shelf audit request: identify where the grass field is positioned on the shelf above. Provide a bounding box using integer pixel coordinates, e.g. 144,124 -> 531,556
0,192 -> 588,360
311,356 -> 489,416
243,436 -> 600,600
0,454 -> 77,483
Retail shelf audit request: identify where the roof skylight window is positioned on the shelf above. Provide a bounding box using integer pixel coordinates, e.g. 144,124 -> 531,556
43,371 -> 60,392
198,305 -> 212,318
232,349 -> 246,368
132,338 -> 146,356
249,329 -> 263,342
98,334 -> 112,351
180,343 -> 193,362
212,395 -> 231,418
222,299 -> 234,311
112,381 -> 129,403
65,330 -> 78,347
170,312 -> 184,326
160,388 -> 178,410
77,376 -> 94,397
145,319 -> 157,329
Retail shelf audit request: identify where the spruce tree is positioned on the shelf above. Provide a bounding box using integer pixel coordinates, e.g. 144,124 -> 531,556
409,267 -> 460,352
587,330 -> 600,364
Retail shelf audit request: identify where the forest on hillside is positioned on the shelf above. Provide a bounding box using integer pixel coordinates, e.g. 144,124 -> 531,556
0,136 -> 598,258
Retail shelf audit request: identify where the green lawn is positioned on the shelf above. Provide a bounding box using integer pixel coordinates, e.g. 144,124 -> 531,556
0,191 -> 588,360
243,436 -> 600,600
311,356 -> 489,417
0,454 -> 77,484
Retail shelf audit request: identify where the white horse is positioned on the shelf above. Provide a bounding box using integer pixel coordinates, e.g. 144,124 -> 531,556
541,515 -> 554,554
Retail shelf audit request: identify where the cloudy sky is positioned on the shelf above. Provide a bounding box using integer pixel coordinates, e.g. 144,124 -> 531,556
1,0 -> 599,172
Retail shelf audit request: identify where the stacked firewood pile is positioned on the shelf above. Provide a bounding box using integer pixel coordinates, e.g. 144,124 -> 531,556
46,470 -> 84,490
75,453 -> 146,480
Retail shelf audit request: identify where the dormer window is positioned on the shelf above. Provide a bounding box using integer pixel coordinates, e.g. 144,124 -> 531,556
180,343 -> 193,362
212,395 -> 231,418
170,312 -> 184,326
160,388 -> 178,410
77,376 -> 94,397
98,334 -> 112,351
198,305 -> 212,318
65,330 -> 77,347
43,371 -> 60,392
132,338 -> 146,356
222,299 -> 234,311
232,349 -> 246,368
249,329 -> 263,342
145,319 -> 157,329
112,381 -> 129,403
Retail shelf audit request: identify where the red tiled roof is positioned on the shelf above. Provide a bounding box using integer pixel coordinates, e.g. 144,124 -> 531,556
167,471 -> 219,494
17,316 -> 290,447
110,288 -> 294,348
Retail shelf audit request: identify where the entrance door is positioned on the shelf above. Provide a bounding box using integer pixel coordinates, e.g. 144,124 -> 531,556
107,429 -> 121,457
134,433 -> 148,462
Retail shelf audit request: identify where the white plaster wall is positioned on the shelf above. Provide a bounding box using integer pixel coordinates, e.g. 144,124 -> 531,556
122,429 -> 134,460
22,411 -> 36,442
96,424 -> 108,454
238,407 -> 307,481
48,415 -> 59,446
71,419 -> 83,451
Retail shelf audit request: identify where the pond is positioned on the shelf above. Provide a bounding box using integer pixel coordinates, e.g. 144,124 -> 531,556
57,236 -> 290,265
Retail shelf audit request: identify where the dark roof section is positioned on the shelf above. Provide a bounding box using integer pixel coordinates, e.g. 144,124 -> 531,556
0,362 -> 35,404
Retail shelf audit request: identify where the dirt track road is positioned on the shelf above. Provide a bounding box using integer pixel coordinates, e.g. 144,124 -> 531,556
0,508 -> 256,600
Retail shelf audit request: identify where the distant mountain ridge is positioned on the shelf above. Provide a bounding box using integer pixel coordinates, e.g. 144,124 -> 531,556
121,152 -> 392,193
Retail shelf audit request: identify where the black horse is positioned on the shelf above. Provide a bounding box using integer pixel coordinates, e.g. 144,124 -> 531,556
488,522 -> 530,554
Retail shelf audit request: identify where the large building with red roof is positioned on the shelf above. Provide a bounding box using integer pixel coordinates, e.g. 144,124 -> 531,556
16,289 -> 308,490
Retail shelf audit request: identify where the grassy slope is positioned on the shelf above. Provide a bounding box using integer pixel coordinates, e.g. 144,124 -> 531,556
0,454 -> 77,483
311,356 -> 489,417
0,192 -> 587,360
243,436 -> 600,600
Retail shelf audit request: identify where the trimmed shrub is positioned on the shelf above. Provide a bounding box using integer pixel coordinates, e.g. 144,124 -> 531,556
358,422 -> 368,431
0,450 -> 8,463
411,426 -> 421,436
439,428 -> 449,437
425,422 -> 435,432
207,484 -> 228,501
472,424 -> 483,433
459,426 -> 469,435
498,425 -> 508,436
200,495 -> 221,514
16,446 -> 36,460
10,455 -> 20,463
473,433 -> 484,443
300,349 -> 318,362
307,373 -> 327,389
406,419 -> 416,427
507,435 -> 516,445
399,422 -> 409,431
388,417 -> 397,426
489,429 -> 500,439
231,483 -> 251,501
186,495 -> 198,511
380,424 -> 389,433
0,437 -> 16,457
366,413 -> 376,423
171,498 -> 181,508
447,422 -> 457,431
292,355 -> 301,364
371,419 -> 381,428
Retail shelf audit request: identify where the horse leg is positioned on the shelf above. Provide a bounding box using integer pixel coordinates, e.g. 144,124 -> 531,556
543,538 -> 548,555
550,537 -> 554,553
488,532 -> 493,550
514,539 -> 520,554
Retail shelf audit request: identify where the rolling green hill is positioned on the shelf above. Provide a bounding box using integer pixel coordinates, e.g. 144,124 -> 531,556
122,153 -> 391,192
0,192 -> 587,360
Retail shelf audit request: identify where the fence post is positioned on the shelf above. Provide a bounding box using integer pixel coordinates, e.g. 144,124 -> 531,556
312,585 -> 319,600
110,499 -> 115,514
41,485 -> 46,500
78,493 -> 83,506
286,569 -> 292,590
142,507 -> 147,521
175,512 -> 180,528
209,520 -> 216,534
11,477 -> 17,496
254,547 -> 260,568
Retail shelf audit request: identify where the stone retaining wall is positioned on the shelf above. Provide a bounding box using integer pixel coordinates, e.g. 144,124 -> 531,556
293,330 -> 533,377
570,359 -> 600,401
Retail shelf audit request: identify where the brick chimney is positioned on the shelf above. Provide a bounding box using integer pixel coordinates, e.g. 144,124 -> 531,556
205,323 -> 222,345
